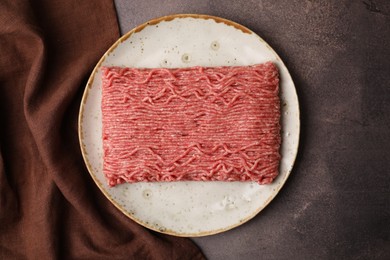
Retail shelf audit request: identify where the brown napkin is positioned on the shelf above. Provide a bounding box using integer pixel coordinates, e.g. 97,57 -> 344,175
0,0 -> 204,259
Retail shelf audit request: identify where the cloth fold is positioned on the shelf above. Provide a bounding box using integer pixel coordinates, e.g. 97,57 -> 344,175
0,0 -> 204,259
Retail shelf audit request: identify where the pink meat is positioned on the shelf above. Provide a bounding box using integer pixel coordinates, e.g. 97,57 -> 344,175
101,62 -> 280,187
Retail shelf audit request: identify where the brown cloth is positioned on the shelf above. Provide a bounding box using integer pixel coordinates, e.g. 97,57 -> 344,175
0,1 -> 204,259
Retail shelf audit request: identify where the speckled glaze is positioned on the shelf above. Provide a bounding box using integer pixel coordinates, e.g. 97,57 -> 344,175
78,14 -> 300,237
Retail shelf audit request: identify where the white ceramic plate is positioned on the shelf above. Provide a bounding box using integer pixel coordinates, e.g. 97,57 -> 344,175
79,14 -> 299,237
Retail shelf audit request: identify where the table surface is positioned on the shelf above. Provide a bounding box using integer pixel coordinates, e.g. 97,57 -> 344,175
114,1 -> 390,259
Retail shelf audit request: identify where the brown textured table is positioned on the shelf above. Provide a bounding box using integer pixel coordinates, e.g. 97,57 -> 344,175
114,1 -> 390,259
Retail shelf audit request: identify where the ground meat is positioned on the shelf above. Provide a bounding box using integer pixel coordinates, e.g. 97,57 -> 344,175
101,62 -> 280,187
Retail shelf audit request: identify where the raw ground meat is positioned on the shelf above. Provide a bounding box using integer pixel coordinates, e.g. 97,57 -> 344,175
101,62 -> 281,187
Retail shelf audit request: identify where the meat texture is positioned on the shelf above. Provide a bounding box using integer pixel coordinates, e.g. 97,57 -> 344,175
101,62 -> 281,187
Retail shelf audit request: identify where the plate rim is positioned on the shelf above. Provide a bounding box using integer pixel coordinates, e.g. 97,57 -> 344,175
78,13 -> 300,237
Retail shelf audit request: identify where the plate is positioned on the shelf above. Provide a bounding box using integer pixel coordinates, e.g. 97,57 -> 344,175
78,14 -> 300,237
